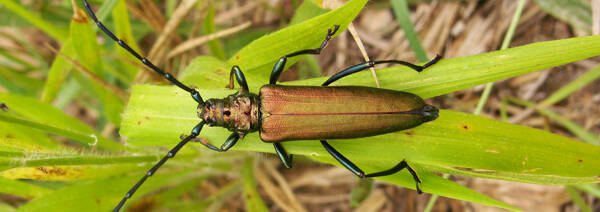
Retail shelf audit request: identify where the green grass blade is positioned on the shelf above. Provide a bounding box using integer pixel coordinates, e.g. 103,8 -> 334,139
203,4 -> 226,60
508,98 -> 600,145
111,0 -> 140,82
71,8 -> 124,126
40,38 -> 75,103
534,0 -> 592,33
566,186 -> 592,212
122,85 -> 599,210
0,92 -> 122,150
390,0 -> 428,62
242,157 -> 268,212
0,0 -> 68,42
540,64 -> 600,106
15,170 -> 194,212
575,184 -> 600,198
0,177 -> 51,199
226,0 -> 367,78
288,36 -> 600,99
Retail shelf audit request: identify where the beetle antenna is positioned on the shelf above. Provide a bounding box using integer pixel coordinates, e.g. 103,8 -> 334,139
113,121 -> 206,212
82,0 -> 203,105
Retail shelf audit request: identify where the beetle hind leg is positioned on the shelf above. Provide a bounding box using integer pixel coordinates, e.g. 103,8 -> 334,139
320,140 -> 423,194
274,143 -> 293,168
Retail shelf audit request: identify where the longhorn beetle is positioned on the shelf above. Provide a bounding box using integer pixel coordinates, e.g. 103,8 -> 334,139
82,1 -> 441,211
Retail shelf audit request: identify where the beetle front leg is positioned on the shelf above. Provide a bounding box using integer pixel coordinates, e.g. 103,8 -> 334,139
270,25 -> 340,84
320,140 -> 423,194
226,65 -> 249,92
274,143 -> 293,168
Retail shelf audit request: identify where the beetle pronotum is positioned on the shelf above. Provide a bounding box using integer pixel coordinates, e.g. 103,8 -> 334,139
82,1 -> 441,211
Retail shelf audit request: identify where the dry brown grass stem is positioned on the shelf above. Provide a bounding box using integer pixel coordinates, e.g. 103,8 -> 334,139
254,162 -> 298,212
262,161 -> 307,212
353,189 -> 387,212
44,43 -> 129,101
346,23 -> 380,88
167,21 -> 252,59
214,0 -> 264,24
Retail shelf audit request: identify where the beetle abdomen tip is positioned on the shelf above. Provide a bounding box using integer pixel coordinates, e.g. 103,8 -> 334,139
422,105 -> 439,122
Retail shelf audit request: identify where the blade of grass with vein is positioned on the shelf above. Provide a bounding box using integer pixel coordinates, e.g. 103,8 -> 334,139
390,0 -> 428,62
122,35 -> 600,209
227,0 -> 367,78
508,97 -> 599,145
539,64 -> 600,107
288,36 -> 600,99
112,0 -> 141,81
566,186 -> 592,212
15,169 -> 194,212
203,4 -> 227,60
0,92 -> 123,150
534,0 -> 592,33
0,66 -> 43,97
242,157 -> 269,212
575,184 -> 600,198
41,38 -> 74,103
0,0 -> 68,42
0,177 -> 51,199
71,7 -> 124,125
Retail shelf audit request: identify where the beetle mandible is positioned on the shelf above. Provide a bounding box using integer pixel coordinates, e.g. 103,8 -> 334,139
82,1 -> 441,211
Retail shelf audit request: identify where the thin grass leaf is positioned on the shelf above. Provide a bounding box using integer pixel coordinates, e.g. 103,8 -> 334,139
111,0 -> 140,82
575,184 -> 600,199
0,92 -> 123,150
15,170 -> 194,212
288,36 -> 600,99
390,0 -> 428,62
289,0 -> 328,25
0,0 -> 68,42
0,66 -> 43,97
540,64 -> 600,106
566,186 -> 592,212
71,7 -> 124,126
40,39 -> 74,103
122,34 -> 600,208
203,4 -> 226,60
534,0 -> 592,33
0,177 -> 51,199
508,97 -> 600,145
242,157 -> 268,212
227,0 -> 367,79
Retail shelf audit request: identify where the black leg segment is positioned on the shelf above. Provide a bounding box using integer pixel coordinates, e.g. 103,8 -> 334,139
226,65 -> 249,92
322,55 -> 441,86
274,143 -> 293,168
269,25 -> 340,84
320,140 -> 422,194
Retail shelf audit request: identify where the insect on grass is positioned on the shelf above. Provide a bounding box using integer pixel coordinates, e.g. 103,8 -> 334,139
82,0 -> 441,211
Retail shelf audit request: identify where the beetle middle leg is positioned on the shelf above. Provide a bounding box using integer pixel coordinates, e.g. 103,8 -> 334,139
320,140 -> 423,193
274,143 -> 293,168
269,25 -> 340,84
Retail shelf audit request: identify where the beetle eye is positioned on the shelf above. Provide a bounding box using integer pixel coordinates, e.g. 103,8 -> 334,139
224,111 -> 231,116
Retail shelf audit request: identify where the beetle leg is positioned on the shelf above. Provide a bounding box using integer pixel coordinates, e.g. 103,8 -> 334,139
226,65 -> 249,92
274,143 -> 293,168
221,132 -> 241,151
270,25 -> 340,84
322,55 -> 442,86
320,140 -> 423,194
